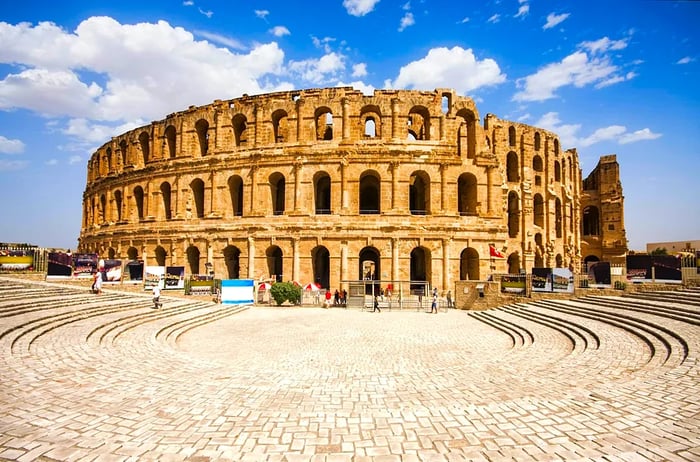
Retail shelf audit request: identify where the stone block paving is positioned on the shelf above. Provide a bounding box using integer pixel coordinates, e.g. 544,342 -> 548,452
0,278 -> 699,461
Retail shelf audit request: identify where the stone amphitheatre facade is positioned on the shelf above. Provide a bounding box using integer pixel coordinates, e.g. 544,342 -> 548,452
78,87 -> 625,290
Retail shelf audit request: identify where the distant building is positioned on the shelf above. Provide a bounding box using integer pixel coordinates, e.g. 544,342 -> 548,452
646,240 -> 699,254
580,155 -> 628,266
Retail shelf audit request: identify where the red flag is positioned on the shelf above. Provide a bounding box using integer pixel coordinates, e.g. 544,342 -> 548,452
489,245 -> 505,258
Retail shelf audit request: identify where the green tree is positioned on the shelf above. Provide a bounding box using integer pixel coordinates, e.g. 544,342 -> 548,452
650,247 -> 668,256
269,281 -> 302,306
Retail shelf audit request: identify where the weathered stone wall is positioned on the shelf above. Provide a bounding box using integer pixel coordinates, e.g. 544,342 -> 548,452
79,87 -> 588,292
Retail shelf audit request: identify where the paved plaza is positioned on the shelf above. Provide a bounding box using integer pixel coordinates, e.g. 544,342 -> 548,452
0,277 -> 699,461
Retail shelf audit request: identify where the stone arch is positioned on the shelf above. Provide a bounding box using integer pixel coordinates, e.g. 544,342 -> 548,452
508,191 -> 520,238
100,194 -> 107,222
458,172 -> 478,216
232,114 -> 248,147
164,125 -> 177,159
108,248 -> 116,259
360,105 -> 381,138
106,147 -> 113,173
533,155 -> 543,172
555,198 -> 563,238
359,246 -> 380,281
266,245 -> 283,282
508,126 -> 516,147
409,170 -> 430,215
407,105 -> 430,140
533,193 -> 545,228
119,140 -> 128,169
507,252 -> 521,274
138,131 -> 150,165
582,206 -> 600,236
534,132 -> 541,151
269,172 -> 286,215
160,182 -> 172,220
410,246 -> 431,286
186,245 -> 200,275
506,151 -> 519,182
314,171 -> 331,215
228,175 -> 244,217
195,119 -> 209,156
311,246 -> 330,289
555,253 -> 563,268
113,190 -> 123,222
272,109 -> 289,143
133,186 -> 145,220
154,245 -> 167,266
223,245 -> 241,279
554,139 -> 560,156
359,170 -> 381,214
127,247 -> 139,261
455,108 -> 477,158
460,247 -> 480,280
315,106 -> 333,140
190,178 -> 205,218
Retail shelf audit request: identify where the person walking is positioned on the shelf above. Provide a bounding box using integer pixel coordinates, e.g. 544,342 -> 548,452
94,270 -> 102,295
152,284 -> 161,309
430,291 -> 438,313
372,295 -> 381,312
446,290 -> 453,308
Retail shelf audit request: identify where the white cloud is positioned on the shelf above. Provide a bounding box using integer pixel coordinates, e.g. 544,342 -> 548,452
195,30 -> 245,50
619,128 -> 662,144
459,17 -> 470,24
352,63 -> 367,78
183,1 -> 194,6
311,36 -> 336,53
488,14 -> 500,24
343,0 -> 380,16
0,159 -> 28,171
513,37 -> 635,102
198,8 -> 213,18
255,10 -> 269,20
0,17 -> 287,131
535,112 -> 661,149
389,46 -> 506,94
288,52 -> 345,84
515,4 -> 529,18
45,158 -> 58,166
68,155 -> 83,164
399,12 -> 415,32
0,135 -> 25,154
269,26 -> 290,37
543,12 -> 569,30
336,80 -> 375,95
677,56 -> 695,65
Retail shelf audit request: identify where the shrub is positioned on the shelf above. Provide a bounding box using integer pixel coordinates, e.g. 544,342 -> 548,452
270,281 -> 302,306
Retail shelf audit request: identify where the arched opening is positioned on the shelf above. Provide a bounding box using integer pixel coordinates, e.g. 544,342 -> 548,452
507,252 -> 521,274
410,247 -> 431,289
555,254 -> 563,268
507,151 -> 519,182
315,107 -> 333,140
195,119 -> 209,156
269,173 -> 285,215
134,186 -> 145,220
534,132 -> 541,151
364,118 -> 376,137
164,125 -> 176,159
272,109 -> 289,143
407,106 -> 430,140
312,246 -> 330,289
460,248 -> 480,280
108,248 -> 116,259
409,171 -> 430,215
561,158 -> 567,185
119,140 -> 128,168
232,114 -> 248,146
582,206 -> 600,236
190,178 -> 205,218
555,198 -> 563,238
228,175 -> 244,217
266,246 -> 283,282
360,105 -> 381,138
99,194 -> 107,222
554,139 -> 560,156
160,182 -> 172,220
139,132 -> 150,165
508,126 -> 516,147
186,245 -> 200,275
127,247 -> 138,261
223,245 -> 241,279
458,173 -> 478,216
314,173 -> 331,215
359,247 -> 380,294
154,246 -> 167,266
106,148 -> 113,173
534,193 -> 544,228
114,190 -> 123,222
508,191 -> 520,238
359,171 -> 380,214
533,155 -> 543,172
534,252 -> 544,268
455,108 -> 476,158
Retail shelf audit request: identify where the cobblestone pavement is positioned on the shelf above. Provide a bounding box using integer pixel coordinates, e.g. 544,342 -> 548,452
1,277 -> 699,461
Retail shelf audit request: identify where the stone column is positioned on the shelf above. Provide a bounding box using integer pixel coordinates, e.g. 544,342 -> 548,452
439,114 -> 445,141
390,161 -> 399,211
144,181 -> 152,219
442,238 -> 450,292
249,164 -> 258,217
254,103 -> 262,147
391,98 -> 400,140
439,163 -> 448,213
342,97 -> 350,140
247,237 -> 255,279
486,167 -> 493,214
392,237 -> 399,282
341,241 -> 348,290
340,156 -> 349,212
293,160 -> 302,213
292,237 -> 300,283
208,170 -> 216,216
296,98 -> 305,143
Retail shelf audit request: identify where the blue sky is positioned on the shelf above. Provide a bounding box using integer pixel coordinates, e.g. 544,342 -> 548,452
0,0 -> 698,251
